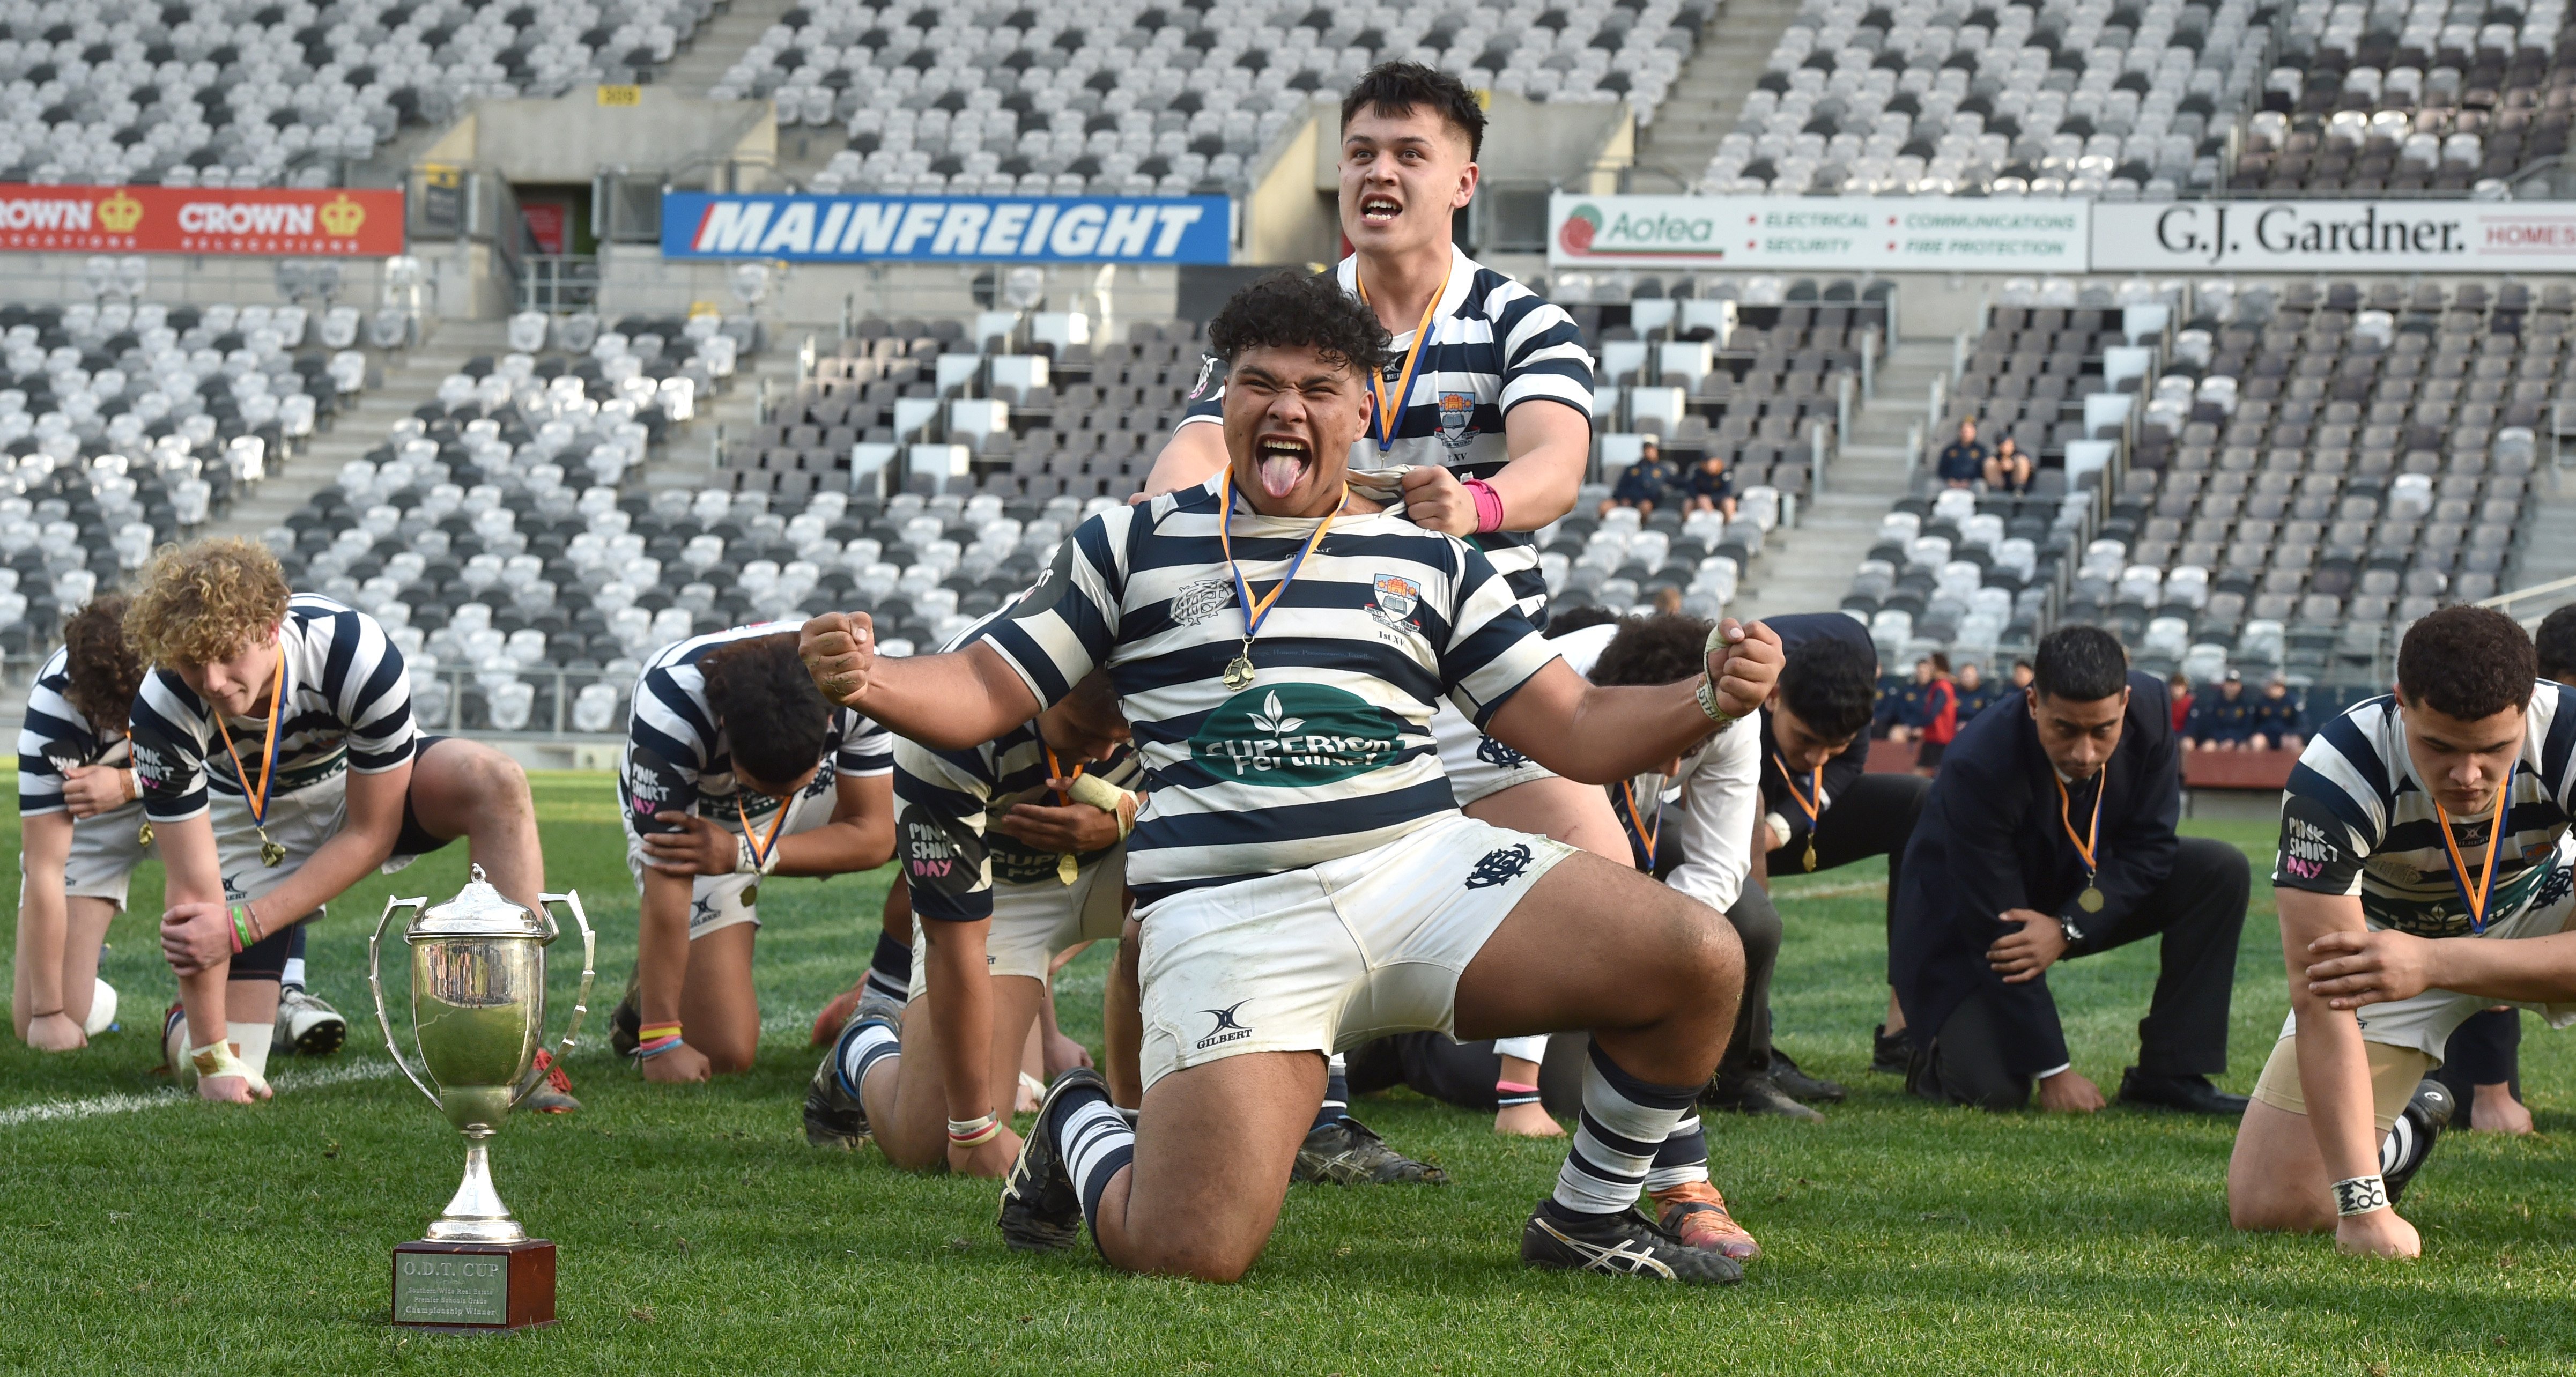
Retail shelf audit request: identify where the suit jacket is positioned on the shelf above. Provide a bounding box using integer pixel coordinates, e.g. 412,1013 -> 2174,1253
1758,612 -> 1876,851
1890,670 -> 2182,1075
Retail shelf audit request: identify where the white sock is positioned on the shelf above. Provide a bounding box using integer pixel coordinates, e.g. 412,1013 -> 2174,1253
2380,1115 -> 2415,1175
1552,1042 -> 1697,1216
1056,1094 -> 1135,1227
227,1021 -> 275,1084
280,956 -> 307,991
1642,1115 -> 1712,1194
834,1020 -> 902,1097
83,978 -> 117,1037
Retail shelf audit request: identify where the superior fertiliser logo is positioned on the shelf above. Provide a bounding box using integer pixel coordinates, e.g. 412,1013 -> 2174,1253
1188,686 -> 1405,787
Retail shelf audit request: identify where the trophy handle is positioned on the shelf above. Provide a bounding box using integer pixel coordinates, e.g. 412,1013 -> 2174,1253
368,895 -> 441,1111
513,890 -> 597,1108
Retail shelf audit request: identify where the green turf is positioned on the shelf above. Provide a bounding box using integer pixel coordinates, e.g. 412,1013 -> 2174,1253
5,775 -> 2575,1374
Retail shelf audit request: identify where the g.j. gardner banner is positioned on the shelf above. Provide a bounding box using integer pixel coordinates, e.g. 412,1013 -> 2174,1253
1548,194 -> 2090,272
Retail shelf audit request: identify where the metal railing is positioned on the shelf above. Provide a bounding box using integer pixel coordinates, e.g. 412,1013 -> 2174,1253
519,255 -> 601,314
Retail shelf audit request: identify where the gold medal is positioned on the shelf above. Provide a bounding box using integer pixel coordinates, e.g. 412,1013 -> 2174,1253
1057,852 -> 1079,885
1773,751 -> 1827,875
1223,654 -> 1256,690
2054,771 -> 2107,919
1803,842 -> 1818,873
137,820 -> 154,848
1213,469 -> 1344,696
742,883 -> 759,907
2078,885 -> 2104,913
259,831 -> 285,868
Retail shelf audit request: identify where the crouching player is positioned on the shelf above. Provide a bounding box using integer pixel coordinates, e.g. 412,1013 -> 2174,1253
126,538 -> 550,1103
16,596 -> 152,1050
2228,606 -> 2576,1256
806,667 -> 1142,1170
615,623 -> 897,1079
804,272 -> 1781,1284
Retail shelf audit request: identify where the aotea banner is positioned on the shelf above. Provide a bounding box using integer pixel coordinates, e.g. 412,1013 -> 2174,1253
1549,194 -> 2090,271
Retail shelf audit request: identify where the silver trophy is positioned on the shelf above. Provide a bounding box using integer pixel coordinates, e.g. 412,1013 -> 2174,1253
369,866 -> 594,1247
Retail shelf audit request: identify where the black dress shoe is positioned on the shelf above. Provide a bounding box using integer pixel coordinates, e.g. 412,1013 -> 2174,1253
1769,1049 -> 1847,1104
1703,1071 -> 1825,1121
2116,1067 -> 2251,1115
1870,1024 -> 1912,1075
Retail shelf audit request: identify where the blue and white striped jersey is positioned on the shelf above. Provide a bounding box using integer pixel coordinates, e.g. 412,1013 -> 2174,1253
968,476 -> 1561,906
1176,246 -> 1595,623
2275,683 -> 2576,936
17,645 -> 130,816
619,620 -> 894,841
130,594 -> 418,823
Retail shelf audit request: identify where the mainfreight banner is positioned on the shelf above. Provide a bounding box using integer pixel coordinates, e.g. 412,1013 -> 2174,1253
0,184 -> 403,255
1549,194 -> 2089,271
2093,200 -> 2576,272
662,193 -> 1232,264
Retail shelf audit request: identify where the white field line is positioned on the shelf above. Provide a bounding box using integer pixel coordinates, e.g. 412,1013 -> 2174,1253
0,1056 -> 398,1129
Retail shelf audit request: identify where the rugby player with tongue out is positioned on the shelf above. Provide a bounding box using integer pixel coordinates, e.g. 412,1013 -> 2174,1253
1145,62 -> 1633,1150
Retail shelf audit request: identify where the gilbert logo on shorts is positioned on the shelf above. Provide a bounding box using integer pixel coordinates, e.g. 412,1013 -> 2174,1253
1189,685 -> 1403,786
1196,1001 -> 1253,1050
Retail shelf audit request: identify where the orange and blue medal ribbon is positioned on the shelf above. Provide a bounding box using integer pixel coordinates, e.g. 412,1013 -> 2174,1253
1044,744 -> 1084,885
1354,268 -> 1450,453
1773,751 -> 1824,871
1213,469 -> 1345,690
1617,778 -> 1662,870
211,653 -> 288,867
735,791 -> 791,903
2054,769 -> 2106,913
2436,762 -> 2514,934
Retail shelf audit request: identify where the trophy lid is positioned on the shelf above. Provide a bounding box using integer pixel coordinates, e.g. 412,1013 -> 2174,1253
406,865 -> 553,942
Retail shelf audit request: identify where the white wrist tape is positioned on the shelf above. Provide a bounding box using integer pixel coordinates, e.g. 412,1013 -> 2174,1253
2333,1174 -> 2389,1217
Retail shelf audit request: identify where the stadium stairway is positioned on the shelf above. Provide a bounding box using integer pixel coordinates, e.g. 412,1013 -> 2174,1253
1630,0 -> 1803,189
1730,338 -> 1946,623
663,0 -> 806,99
2509,468 -> 2576,607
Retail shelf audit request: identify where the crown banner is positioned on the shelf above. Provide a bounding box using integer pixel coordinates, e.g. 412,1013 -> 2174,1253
1548,193 -> 2090,271
0,184 -> 404,256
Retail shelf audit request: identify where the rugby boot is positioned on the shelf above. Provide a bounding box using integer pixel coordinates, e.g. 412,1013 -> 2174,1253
1648,1180 -> 1763,1260
521,1050 -> 581,1114
804,991 -> 905,1150
273,986 -> 347,1057
1770,1049 -> 1847,1104
159,1001 -> 187,1078
997,1068 -> 1111,1252
2383,1079 -> 2455,1204
608,973 -> 641,1057
1520,1202 -> 1745,1284
1292,1116 -> 1448,1185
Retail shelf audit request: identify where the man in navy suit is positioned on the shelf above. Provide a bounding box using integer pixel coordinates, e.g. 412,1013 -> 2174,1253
1891,625 -> 2251,1114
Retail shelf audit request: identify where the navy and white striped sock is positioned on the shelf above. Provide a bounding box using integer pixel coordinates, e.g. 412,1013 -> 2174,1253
1551,1041 -> 1698,1217
833,1019 -> 902,1098
1048,1084 -> 1134,1227
1642,1114 -> 1711,1193
1311,1053 -> 1350,1131
862,930 -> 912,1004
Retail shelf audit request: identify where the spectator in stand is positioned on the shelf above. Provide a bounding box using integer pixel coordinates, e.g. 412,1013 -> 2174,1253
1935,419 -> 1988,491
1884,657 -> 1934,743
1599,435 -> 1682,517
1915,652 -> 1959,774
1983,435 -> 2032,495
2540,605 -> 2576,685
2009,660 -> 2034,691
2167,673 -> 2194,735
2186,669 -> 2255,749
1953,661 -> 1997,722
1685,452 -> 1737,519
1653,586 -> 1685,617
2249,675 -> 2304,751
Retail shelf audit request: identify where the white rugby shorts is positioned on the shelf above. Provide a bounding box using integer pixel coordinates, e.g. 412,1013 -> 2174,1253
210,771 -> 431,909
625,783 -> 839,939
1432,700 -> 1555,808
31,799 -> 160,910
908,845 -> 1129,997
1135,813 -> 1575,1090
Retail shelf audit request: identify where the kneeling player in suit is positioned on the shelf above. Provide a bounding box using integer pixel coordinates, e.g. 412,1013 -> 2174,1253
128,538 -> 551,1103
616,623 -> 897,1080
806,667 -> 1141,1171
1891,625 -> 2251,1115
805,273 -> 1781,1284
15,597 -> 152,1051
2229,606 -> 2576,1257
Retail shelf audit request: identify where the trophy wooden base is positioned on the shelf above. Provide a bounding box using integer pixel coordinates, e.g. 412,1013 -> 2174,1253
391,1239 -> 557,1332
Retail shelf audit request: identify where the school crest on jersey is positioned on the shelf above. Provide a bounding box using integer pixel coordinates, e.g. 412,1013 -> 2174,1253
1437,391 -> 1477,452
1367,573 -> 1420,630
1169,576 -> 1233,626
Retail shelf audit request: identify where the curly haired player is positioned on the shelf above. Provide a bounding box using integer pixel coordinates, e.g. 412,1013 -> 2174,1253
126,538 -> 560,1105
805,272 -> 1781,1285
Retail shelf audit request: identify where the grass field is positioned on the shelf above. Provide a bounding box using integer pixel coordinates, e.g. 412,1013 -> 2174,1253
6,773 -> 2576,1374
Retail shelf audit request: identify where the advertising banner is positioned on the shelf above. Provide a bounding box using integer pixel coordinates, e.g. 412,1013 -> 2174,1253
661,193 -> 1233,264
1549,194 -> 2089,271
2092,199 -> 2576,272
0,184 -> 404,255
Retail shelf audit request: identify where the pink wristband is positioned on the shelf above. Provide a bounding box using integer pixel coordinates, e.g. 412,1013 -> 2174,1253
1462,477 -> 1506,534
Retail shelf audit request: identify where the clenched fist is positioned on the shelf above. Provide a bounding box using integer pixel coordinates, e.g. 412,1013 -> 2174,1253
800,611 -> 878,707
1397,464 -> 1476,536
1702,618 -> 1785,721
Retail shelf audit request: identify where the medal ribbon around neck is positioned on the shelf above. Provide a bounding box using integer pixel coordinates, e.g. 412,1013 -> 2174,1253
2054,768 -> 2105,894
1355,265 -> 1451,454
1044,743 -> 1086,884
2436,761 -> 2515,934
1617,779 -> 1663,862
210,650 -> 287,842
735,790 -> 792,874
1215,469 -> 1347,682
1774,750 -> 1826,870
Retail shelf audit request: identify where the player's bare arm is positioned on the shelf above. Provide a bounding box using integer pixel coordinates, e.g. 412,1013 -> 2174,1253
1483,620 -> 1783,784
2307,926 -> 2576,1009
800,615 -> 1040,747
2279,887 -> 2420,1258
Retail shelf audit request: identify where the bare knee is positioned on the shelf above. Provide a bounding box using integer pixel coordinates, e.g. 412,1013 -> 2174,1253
1135,1237 -> 1262,1284
461,748 -> 532,817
